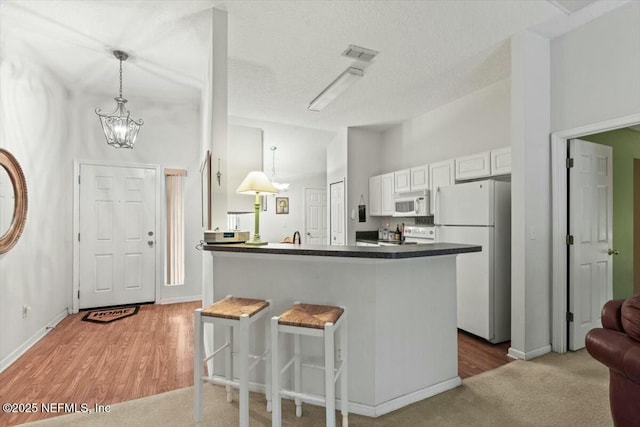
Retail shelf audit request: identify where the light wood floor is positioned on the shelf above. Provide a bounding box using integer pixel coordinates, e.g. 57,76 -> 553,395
0,301 -> 511,426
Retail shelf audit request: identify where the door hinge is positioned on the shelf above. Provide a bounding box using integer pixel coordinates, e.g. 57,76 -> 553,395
566,312 -> 574,322
566,158 -> 574,168
566,235 -> 574,245
78,175 -> 81,184
78,233 -> 80,242
77,290 -> 80,299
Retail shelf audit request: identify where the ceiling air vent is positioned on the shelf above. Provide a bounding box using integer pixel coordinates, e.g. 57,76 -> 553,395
342,44 -> 379,62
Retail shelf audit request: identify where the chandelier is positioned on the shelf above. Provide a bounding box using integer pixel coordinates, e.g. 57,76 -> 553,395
95,50 -> 143,149
270,146 -> 289,192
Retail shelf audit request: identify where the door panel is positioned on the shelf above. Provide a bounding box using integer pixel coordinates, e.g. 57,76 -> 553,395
569,139 -> 613,350
305,188 -> 327,244
437,180 -> 493,226
79,164 -> 156,309
438,225 -> 493,340
330,181 -> 345,245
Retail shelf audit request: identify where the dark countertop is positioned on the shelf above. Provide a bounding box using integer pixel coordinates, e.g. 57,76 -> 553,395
203,242 -> 481,259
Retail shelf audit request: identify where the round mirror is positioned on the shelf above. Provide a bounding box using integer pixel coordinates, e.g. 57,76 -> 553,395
0,149 -> 28,254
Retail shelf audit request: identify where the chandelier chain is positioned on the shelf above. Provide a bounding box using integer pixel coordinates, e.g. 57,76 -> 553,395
119,58 -> 123,99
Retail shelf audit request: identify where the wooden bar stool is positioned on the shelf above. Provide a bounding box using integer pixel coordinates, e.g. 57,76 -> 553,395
271,303 -> 348,427
194,296 -> 271,427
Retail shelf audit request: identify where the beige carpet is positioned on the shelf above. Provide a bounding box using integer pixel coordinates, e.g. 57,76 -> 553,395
21,350 -> 611,427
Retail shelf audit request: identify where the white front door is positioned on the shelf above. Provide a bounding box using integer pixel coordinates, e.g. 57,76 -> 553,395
79,164 -> 157,309
330,180 -> 345,246
304,187 -> 327,244
569,139 -> 613,350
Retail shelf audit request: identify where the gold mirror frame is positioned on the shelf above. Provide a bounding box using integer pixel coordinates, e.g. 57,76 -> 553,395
0,149 -> 28,254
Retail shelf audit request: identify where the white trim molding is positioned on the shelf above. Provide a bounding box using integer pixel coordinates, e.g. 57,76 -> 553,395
551,113 -> 640,353
0,308 -> 68,373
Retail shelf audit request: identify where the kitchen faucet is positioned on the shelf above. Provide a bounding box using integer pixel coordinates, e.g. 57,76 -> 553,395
292,231 -> 301,245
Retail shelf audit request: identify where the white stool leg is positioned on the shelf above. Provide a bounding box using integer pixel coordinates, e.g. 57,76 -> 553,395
193,309 -> 203,423
294,333 -> 302,417
271,317 -> 281,427
340,316 -> 348,427
239,314 -> 250,427
265,315 -> 272,413
225,324 -> 233,403
324,322 -> 336,427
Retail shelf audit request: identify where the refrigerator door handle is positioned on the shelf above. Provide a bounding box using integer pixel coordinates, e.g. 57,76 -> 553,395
434,187 -> 441,225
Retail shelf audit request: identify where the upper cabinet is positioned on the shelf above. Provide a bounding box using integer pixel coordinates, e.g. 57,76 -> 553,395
394,169 -> 411,193
395,165 -> 429,193
428,160 -> 455,215
455,151 -> 491,181
490,147 -> 511,176
369,172 -> 394,216
381,173 -> 395,216
410,165 -> 429,191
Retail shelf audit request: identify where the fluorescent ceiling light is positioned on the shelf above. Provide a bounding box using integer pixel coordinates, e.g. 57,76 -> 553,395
308,67 -> 364,112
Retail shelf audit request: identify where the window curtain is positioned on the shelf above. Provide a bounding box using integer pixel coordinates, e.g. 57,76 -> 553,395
166,169 -> 186,285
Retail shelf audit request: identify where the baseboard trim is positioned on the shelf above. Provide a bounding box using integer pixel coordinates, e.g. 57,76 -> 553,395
246,376 -> 462,417
158,295 -> 202,305
0,308 -> 68,373
508,344 -> 552,360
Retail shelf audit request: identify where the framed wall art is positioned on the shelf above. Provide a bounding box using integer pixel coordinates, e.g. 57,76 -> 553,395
276,197 -> 289,214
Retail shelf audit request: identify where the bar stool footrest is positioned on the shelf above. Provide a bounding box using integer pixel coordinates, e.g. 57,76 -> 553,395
280,389 -> 326,406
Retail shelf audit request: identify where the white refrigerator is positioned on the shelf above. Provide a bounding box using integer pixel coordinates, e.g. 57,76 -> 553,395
435,179 -> 511,343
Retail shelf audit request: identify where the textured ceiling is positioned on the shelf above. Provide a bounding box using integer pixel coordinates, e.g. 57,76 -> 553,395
0,0 -> 628,131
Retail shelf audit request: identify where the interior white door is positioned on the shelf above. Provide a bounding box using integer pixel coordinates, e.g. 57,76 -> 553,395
304,187 -> 327,244
329,180 -> 345,246
79,164 -> 157,309
438,225 -> 493,341
569,139 -> 613,351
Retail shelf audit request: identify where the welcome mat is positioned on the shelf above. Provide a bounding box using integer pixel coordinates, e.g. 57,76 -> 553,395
81,305 -> 140,324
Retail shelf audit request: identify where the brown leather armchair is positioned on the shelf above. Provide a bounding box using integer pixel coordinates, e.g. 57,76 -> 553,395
586,296 -> 640,427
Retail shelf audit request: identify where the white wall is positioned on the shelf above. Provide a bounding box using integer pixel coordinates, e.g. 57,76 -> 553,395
229,117 -> 334,243
347,128 -> 384,244
550,1 -> 640,132
227,125 -> 263,213
0,58 -> 72,368
380,78 -> 511,172
72,93 -> 203,305
0,53 -> 203,369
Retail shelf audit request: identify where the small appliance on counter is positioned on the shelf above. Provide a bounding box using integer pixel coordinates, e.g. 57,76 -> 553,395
204,230 -> 250,244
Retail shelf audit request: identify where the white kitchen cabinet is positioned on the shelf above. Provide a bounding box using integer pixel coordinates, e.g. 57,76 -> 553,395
369,175 -> 381,216
394,169 -> 411,193
410,165 -> 429,191
455,151 -> 491,181
369,172 -> 394,216
491,147 -> 511,176
429,159 -> 455,215
381,173 -> 395,216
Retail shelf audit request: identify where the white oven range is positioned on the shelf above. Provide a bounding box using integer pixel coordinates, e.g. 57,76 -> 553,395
403,225 -> 435,243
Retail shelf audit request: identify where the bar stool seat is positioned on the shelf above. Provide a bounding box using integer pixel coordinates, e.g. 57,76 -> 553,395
271,303 -> 348,427
194,296 -> 271,427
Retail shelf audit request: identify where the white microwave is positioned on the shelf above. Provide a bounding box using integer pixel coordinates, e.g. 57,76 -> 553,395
393,191 -> 429,217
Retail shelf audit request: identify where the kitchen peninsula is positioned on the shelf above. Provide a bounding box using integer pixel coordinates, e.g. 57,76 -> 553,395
203,242 -> 480,417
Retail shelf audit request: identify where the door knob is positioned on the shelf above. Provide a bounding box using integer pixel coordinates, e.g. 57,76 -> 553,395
607,248 -> 619,256
148,240 -> 154,247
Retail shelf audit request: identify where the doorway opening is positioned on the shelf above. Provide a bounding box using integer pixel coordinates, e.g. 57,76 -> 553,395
551,114 -> 640,353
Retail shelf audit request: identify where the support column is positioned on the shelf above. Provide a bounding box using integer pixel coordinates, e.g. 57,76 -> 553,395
510,30 -> 552,360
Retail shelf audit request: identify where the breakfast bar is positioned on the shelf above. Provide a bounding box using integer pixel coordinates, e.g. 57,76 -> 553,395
203,242 -> 480,417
